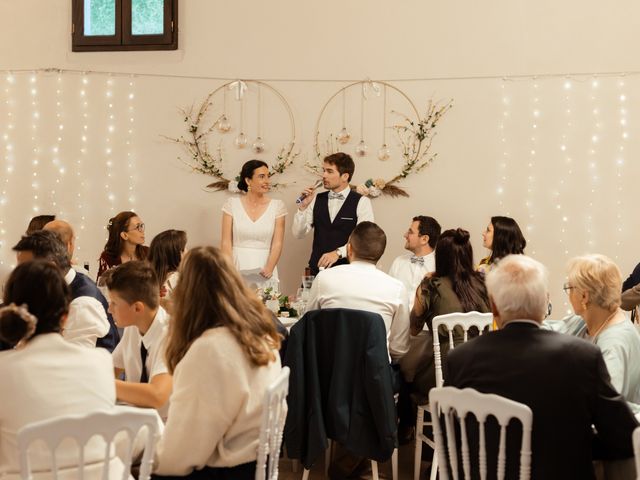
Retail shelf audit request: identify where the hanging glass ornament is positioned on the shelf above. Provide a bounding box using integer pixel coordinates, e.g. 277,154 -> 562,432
377,144 -> 390,161
252,136 -> 266,153
217,114 -> 231,133
355,140 -> 368,157
235,132 -> 247,148
337,127 -> 351,145
338,90 -> 351,144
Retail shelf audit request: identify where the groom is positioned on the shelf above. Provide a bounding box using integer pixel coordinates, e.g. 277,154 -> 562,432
292,153 -> 374,275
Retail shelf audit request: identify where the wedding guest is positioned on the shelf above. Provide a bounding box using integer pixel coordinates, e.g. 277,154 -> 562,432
622,260 -> 640,292
292,152 -> 374,275
388,215 -> 441,308
12,230 -> 119,351
477,215 -> 526,274
407,228 -> 490,401
107,261 -> 171,419
0,260 -> 120,478
546,254 -> 640,414
221,160 -> 286,288
148,229 -> 187,303
446,254 -> 638,480
154,246 -> 281,479
44,219 -> 89,276
25,214 -> 55,234
306,221 -> 410,361
97,211 -> 149,280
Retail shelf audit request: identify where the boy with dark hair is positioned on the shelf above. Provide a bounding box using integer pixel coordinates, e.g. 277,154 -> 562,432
107,261 -> 171,418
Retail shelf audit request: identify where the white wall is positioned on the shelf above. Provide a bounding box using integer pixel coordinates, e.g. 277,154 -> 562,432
1,0 -> 640,313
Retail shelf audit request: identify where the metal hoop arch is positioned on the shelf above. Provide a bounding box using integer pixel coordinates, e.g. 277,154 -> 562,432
207,80 -> 296,144
313,80 -> 420,158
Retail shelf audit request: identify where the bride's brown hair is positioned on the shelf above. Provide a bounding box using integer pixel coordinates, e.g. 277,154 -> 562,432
165,246 -> 280,372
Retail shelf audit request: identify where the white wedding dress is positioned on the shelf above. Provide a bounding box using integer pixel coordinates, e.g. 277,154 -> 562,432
222,196 -> 287,289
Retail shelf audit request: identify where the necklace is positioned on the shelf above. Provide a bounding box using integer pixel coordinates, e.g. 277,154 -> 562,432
588,309 -> 618,341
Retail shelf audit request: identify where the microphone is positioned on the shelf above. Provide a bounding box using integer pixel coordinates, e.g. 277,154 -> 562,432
295,179 -> 323,205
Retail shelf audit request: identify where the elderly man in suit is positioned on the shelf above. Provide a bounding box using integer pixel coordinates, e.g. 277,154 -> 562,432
445,254 -> 638,480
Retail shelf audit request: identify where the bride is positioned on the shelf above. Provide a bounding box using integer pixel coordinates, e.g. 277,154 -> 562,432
221,160 -> 287,288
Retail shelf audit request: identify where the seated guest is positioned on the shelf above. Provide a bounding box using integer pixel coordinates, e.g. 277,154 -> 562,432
154,247 -> 281,479
306,221 -> 410,362
44,219 -> 89,276
477,215 -> 526,274
148,229 -> 187,309
546,254 -> 640,414
25,214 -> 55,234
12,230 -> 119,351
622,260 -> 640,292
0,260 -> 120,478
106,261 -> 171,419
388,215 -> 441,308
446,254 -> 638,480
621,283 -> 640,318
98,211 -> 149,280
407,228 -> 489,400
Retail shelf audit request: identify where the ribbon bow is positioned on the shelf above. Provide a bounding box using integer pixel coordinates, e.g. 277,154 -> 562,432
362,79 -> 381,100
228,80 -> 247,101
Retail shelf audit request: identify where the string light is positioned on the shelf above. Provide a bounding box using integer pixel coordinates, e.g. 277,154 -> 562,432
525,80 -> 539,256
105,76 -> 115,213
585,76 -> 601,251
558,77 -> 574,314
75,72 -> 89,257
126,76 -> 136,208
614,77 -> 628,259
29,73 -> 40,216
0,73 -> 16,267
50,73 -> 64,215
496,79 -> 510,211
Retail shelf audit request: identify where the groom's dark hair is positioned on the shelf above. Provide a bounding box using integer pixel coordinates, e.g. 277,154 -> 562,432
348,221 -> 386,264
324,152 -> 355,182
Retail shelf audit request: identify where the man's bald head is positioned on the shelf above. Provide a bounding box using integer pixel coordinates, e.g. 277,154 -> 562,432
43,220 -> 75,257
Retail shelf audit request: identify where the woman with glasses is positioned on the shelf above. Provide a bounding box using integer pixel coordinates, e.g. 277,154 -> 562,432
97,211 -> 149,280
548,254 -> 640,414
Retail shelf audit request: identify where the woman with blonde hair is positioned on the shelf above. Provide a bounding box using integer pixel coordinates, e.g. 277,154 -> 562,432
550,254 -> 640,414
154,246 -> 281,480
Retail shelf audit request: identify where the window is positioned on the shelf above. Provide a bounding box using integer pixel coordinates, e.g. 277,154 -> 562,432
72,0 -> 178,51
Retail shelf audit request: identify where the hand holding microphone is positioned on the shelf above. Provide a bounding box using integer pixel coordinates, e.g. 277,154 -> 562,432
296,179 -> 323,209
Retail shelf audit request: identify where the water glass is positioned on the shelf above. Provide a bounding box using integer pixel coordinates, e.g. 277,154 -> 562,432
301,275 -> 315,289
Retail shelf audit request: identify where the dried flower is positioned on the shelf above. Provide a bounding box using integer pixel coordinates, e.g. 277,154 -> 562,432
368,186 -> 382,198
228,181 -> 240,193
356,184 -> 370,196
373,178 -> 386,189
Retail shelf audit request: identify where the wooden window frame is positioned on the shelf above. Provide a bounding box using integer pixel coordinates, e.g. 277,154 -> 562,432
72,0 -> 178,52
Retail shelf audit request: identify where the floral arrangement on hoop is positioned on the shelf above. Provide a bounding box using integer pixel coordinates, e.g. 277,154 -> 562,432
309,99 -> 453,198
163,92 -> 299,192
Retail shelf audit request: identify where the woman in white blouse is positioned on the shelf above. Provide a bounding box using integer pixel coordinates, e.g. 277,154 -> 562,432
0,260 -> 119,479
221,160 -> 286,288
154,246 -> 282,480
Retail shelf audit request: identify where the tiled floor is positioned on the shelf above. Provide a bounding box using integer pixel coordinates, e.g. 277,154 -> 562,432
278,442 -> 432,480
